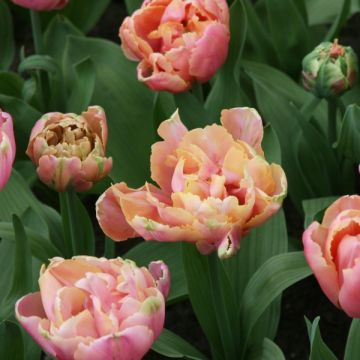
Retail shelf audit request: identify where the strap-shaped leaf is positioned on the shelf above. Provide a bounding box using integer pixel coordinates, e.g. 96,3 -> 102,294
152,328 -> 208,360
0,2 -> 15,70
344,319 -> 360,360
18,54 -> 61,76
302,197 -> 338,228
247,338 -> 285,360
239,252 -> 311,355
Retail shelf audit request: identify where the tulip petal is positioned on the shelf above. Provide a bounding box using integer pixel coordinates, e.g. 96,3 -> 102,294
149,261 -> 170,298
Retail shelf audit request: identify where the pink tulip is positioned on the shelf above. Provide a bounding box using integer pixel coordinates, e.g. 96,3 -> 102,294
303,195 -> 360,317
16,256 -> 170,360
11,0 -> 68,11
119,0 -> 230,92
0,110 -> 16,191
26,106 -> 112,192
97,108 -> 287,259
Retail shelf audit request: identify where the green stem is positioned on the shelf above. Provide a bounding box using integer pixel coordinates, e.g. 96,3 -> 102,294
59,189 -> 79,257
104,236 -> 116,258
30,10 -> 49,111
327,99 -> 338,147
208,253 -> 237,360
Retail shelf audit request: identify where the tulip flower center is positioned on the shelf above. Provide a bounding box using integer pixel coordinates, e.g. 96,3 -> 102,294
43,119 -> 94,160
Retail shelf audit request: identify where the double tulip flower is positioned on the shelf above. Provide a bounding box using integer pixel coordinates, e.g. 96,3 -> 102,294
97,108 -> 287,259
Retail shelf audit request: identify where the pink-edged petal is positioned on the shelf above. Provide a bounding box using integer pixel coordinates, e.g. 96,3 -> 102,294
74,325 -> 154,360
81,106 -> 108,146
322,195 -> 360,228
157,110 -> 188,142
189,22 -> 229,83
96,184 -> 139,241
15,293 -> 57,357
338,259 -> 360,317
303,222 -> 340,307
82,155 -> 113,182
148,261 -> 170,298
220,107 -> 264,154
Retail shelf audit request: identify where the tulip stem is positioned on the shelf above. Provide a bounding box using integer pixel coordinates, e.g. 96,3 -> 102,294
59,189 -> 79,257
30,10 -> 49,111
327,99 -> 337,146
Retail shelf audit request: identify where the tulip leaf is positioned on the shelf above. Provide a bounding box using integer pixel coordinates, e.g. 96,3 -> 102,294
337,104 -> 360,162
324,0 -> 351,41
152,328 -> 208,360
262,124 -> 281,165
0,321 -> 24,360
265,0 -> 311,77
42,0 -> 111,33
344,319 -> 360,360
67,57 -> 96,113
63,36 -> 155,186
182,243 -> 226,360
124,0 -> 143,14
205,0 -> 248,120
18,55 -> 61,77
239,252 -> 312,355
302,196 -> 338,228
0,72 -> 23,97
125,241 -> 187,304
305,317 -> 337,360
0,1 -> 15,71
247,338 -> 285,360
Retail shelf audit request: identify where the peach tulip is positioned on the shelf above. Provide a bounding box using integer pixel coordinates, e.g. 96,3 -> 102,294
119,0 -> 230,92
11,0 -> 68,11
16,256 -> 170,360
97,108 -> 287,259
26,106 -> 112,192
303,195 -> 360,317
0,110 -> 16,191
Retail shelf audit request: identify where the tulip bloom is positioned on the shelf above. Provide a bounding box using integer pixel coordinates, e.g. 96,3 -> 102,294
11,0 -> 68,11
26,106 -> 112,192
16,256 -> 170,360
303,195 -> 360,317
0,110 -> 16,191
97,108 -> 287,259
119,0 -> 230,92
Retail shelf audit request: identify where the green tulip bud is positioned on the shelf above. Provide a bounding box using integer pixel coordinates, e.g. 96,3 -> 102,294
302,39 -> 358,99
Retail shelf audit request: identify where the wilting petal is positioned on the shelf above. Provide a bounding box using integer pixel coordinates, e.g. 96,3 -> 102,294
149,261 -> 170,298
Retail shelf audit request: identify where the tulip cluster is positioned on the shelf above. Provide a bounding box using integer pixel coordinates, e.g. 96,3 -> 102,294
303,195 -> 360,317
26,106 -> 112,192
97,108 -> 287,259
0,110 -> 16,191
119,0 -> 230,92
16,256 -> 170,360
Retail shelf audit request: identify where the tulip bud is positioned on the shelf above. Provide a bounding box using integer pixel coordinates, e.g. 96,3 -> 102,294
26,106 -> 112,192
302,39 -> 358,98
11,0 -> 69,11
0,110 -> 16,191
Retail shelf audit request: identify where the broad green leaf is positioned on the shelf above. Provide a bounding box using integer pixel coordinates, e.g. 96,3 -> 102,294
305,317 -> 337,360
125,242 -> 187,304
44,15 -> 83,63
205,0 -> 248,119
0,1 -> 15,70
324,0 -> 351,41
0,321 -> 24,360
63,36 -> 155,186
247,338 -> 285,360
265,0 -> 310,77
67,57 -> 96,113
337,104 -> 360,162
239,252 -> 312,355
302,197 -> 338,228
224,210 -> 287,345
182,243 -> 224,359
153,92 -> 177,132
344,319 -> 360,360
18,54 -> 61,76
124,0 -> 143,14
0,95 -> 42,159
7,215 -> 33,299
0,72 -> 23,97
262,124 -> 281,164
0,240 -> 15,305
152,328 -> 207,360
